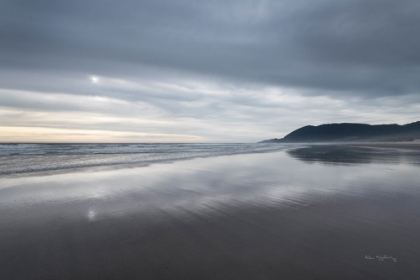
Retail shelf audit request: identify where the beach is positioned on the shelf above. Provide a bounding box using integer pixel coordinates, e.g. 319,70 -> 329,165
1,145 -> 420,279
344,141 -> 420,150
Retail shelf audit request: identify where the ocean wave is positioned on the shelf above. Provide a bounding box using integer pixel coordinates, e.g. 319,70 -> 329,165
0,143 -> 288,175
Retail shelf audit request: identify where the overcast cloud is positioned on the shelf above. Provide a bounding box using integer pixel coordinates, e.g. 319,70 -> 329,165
1,0 -> 419,142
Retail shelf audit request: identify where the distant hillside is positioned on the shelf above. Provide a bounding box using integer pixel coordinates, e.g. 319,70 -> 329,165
260,121 -> 420,143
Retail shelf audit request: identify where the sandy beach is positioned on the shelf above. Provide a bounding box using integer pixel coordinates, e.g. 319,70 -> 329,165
1,146 -> 420,279
344,141 -> 420,150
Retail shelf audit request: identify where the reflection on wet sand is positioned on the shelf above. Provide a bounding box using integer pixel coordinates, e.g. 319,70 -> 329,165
1,147 -> 420,279
287,145 -> 420,166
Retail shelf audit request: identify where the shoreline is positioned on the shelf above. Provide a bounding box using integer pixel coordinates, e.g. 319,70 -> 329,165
0,143 -> 293,177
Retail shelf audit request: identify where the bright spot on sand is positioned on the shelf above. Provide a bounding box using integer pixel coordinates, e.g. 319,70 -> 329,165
90,76 -> 100,83
88,210 -> 96,221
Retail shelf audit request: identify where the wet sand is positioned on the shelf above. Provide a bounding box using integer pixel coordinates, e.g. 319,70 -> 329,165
1,146 -> 420,279
344,141 -> 420,150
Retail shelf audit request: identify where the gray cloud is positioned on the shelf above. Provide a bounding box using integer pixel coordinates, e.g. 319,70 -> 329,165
2,0 -> 420,95
1,0 -> 419,142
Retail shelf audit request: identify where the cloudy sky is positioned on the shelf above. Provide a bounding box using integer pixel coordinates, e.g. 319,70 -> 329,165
1,0 -> 420,142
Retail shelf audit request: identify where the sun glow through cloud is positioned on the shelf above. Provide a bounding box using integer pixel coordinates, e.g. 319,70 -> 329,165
90,76 -> 100,84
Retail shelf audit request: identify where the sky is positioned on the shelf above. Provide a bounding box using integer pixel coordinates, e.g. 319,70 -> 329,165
1,0 -> 420,143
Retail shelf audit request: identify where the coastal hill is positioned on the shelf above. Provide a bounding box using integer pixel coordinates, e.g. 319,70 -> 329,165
260,121 -> 420,143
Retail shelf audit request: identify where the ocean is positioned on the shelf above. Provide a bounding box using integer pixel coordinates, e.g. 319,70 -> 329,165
0,143 -> 287,175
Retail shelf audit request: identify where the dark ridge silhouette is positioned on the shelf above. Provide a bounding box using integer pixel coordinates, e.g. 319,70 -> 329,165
260,121 -> 420,143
